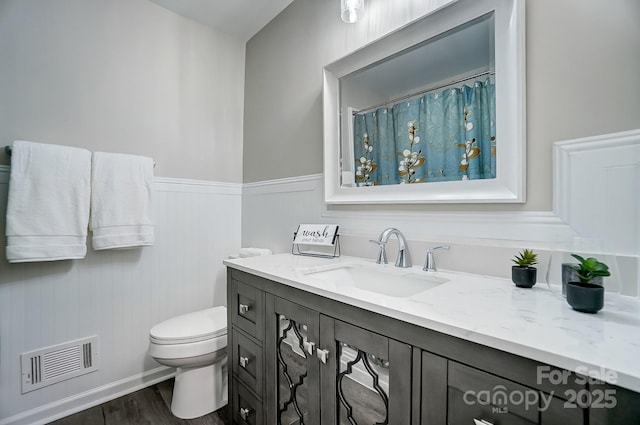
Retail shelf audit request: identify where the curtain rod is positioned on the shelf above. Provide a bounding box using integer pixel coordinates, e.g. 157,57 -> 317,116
352,70 -> 495,115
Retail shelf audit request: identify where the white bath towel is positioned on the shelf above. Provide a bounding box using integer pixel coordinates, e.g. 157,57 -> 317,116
90,152 -> 155,250
5,140 -> 92,262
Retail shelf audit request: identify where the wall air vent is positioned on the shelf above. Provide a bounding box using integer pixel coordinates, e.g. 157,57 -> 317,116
20,335 -> 99,393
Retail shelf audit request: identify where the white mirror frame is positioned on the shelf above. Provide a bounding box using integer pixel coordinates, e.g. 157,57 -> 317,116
323,0 -> 525,204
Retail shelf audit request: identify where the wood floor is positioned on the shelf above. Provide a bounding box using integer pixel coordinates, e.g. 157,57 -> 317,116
49,379 -> 230,425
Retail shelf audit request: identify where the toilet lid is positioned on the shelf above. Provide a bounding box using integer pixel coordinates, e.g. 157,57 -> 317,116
150,306 -> 227,344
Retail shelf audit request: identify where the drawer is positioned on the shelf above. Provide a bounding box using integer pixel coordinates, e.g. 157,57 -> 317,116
448,387 -> 536,425
448,361 -> 538,425
231,279 -> 264,341
232,379 -> 263,425
540,396 -> 584,425
231,328 -> 263,397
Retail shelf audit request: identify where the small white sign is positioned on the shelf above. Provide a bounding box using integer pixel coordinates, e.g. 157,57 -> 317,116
293,224 -> 339,246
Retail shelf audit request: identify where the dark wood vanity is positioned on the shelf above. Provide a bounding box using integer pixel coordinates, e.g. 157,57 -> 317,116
226,267 -> 640,425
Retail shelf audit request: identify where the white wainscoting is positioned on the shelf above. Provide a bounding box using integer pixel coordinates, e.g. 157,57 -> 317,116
243,175 -> 577,251
0,166 -> 241,425
242,130 -> 639,294
554,129 -> 640,256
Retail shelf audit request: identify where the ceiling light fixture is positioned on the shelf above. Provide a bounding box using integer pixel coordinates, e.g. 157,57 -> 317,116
341,0 -> 364,23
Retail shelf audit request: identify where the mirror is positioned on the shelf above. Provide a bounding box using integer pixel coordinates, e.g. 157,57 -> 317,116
323,0 -> 525,204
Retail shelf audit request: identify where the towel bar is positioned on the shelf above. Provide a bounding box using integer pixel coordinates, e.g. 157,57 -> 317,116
4,145 -> 155,167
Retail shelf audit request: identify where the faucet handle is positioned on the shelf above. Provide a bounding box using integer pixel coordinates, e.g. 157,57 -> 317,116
369,239 -> 388,264
428,245 -> 450,253
423,245 -> 450,272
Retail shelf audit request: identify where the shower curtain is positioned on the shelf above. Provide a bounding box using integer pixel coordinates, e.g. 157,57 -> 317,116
353,80 -> 496,186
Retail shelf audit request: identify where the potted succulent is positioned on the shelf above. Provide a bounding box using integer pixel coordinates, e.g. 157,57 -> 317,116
565,254 -> 610,314
511,249 -> 538,288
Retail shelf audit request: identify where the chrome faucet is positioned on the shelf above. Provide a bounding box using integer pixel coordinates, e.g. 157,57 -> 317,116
423,245 -> 450,272
369,228 -> 412,268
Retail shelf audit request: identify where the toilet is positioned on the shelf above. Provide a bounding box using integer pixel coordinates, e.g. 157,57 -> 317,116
148,306 -> 228,419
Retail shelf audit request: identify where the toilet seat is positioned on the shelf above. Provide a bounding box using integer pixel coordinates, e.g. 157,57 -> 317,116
150,306 -> 227,345
149,334 -> 227,361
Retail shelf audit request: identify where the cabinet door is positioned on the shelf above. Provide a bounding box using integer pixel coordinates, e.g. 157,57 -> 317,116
319,316 -> 412,425
589,382 -> 640,425
413,349 -> 447,425
540,396 -> 584,425
447,362 -> 538,425
265,294 -> 321,425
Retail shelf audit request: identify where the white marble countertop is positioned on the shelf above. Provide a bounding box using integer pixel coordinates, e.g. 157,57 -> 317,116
224,253 -> 640,393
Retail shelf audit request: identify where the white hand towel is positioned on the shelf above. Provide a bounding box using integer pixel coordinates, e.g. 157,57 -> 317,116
6,140 -> 91,262
90,152 -> 154,250
238,247 -> 273,258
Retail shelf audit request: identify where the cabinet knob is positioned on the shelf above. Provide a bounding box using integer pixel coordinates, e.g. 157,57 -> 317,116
317,348 -> 330,364
239,303 -> 250,315
239,356 -> 250,368
239,407 -> 252,420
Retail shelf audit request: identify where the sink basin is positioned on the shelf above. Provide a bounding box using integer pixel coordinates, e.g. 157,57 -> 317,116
303,263 -> 448,297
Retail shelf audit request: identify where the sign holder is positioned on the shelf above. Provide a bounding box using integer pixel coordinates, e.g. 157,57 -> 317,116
291,224 -> 340,259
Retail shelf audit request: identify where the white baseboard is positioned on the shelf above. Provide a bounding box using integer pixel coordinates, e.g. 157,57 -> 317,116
0,367 -> 174,425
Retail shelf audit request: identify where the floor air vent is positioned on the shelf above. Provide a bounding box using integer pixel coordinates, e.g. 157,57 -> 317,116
21,336 -> 99,393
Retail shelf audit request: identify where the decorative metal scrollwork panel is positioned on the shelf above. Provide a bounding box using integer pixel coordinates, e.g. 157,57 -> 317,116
337,342 -> 389,425
277,315 -> 309,425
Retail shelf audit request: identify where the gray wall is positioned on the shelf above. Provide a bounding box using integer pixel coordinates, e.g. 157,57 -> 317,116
0,1 -> 245,422
243,0 -> 640,211
0,0 -> 246,182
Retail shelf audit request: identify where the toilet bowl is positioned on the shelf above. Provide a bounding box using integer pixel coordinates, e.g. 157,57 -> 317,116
149,306 -> 228,419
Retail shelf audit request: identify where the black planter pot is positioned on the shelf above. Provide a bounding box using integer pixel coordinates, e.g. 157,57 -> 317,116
511,266 -> 537,288
561,263 -> 603,297
566,281 -> 604,314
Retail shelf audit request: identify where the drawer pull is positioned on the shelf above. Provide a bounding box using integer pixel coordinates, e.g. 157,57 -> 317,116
317,348 -> 330,364
240,407 -> 252,420
239,303 -> 250,315
474,419 -> 494,425
303,340 -> 315,355
239,356 -> 250,368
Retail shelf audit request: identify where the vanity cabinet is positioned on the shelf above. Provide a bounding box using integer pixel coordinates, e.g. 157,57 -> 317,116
414,349 -> 586,425
250,291 -> 411,425
229,278 -> 265,424
318,315 -> 411,425
227,268 -> 639,425
264,295 -> 321,425
588,382 -> 640,424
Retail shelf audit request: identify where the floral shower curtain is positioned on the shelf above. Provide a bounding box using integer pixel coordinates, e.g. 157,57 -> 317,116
353,80 -> 496,186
